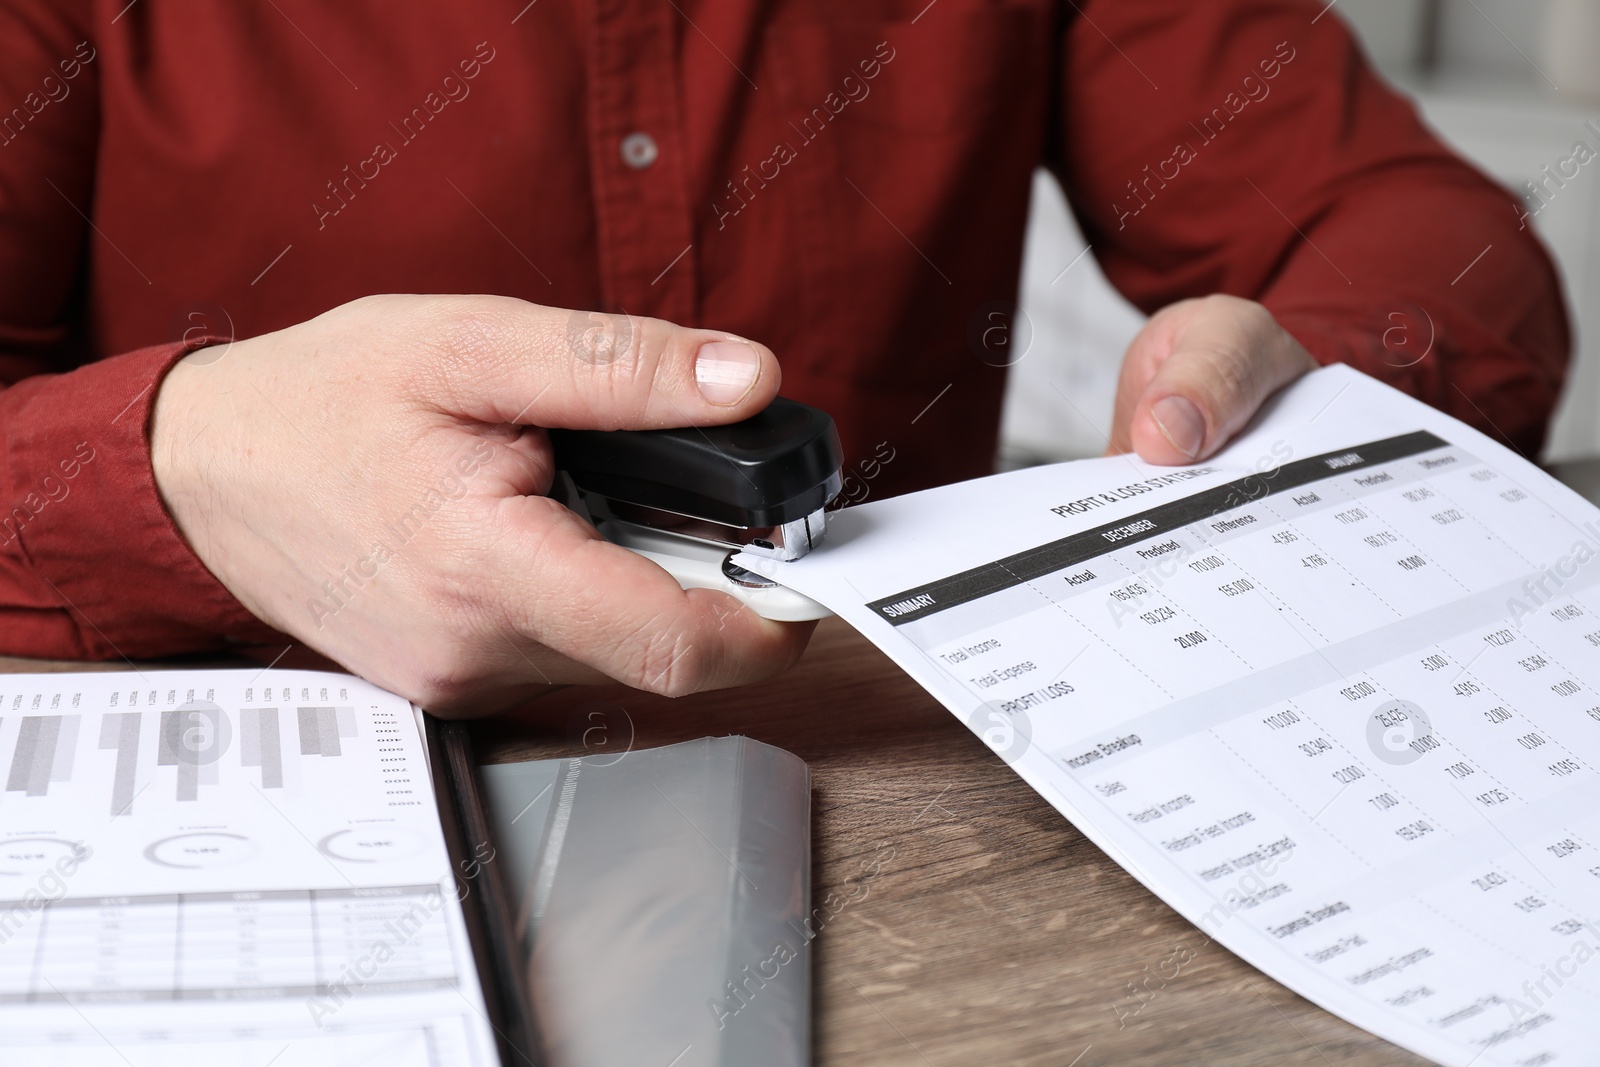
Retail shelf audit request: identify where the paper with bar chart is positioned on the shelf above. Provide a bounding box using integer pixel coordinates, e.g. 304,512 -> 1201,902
737,366 -> 1600,1066
0,668 -> 495,1066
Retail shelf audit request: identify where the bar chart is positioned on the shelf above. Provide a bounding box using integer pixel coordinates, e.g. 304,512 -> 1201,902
297,705 -> 357,758
239,707 -> 282,788
1,700 -> 361,817
0,671 -> 433,897
97,712 -> 139,817
6,715 -> 80,798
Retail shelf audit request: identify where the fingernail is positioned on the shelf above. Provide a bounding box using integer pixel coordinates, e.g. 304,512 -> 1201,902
695,341 -> 761,405
1151,395 -> 1205,460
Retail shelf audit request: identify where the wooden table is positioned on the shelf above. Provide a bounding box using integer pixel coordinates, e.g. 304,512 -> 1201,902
469,617 -> 1427,1067
1,622 -> 1425,1065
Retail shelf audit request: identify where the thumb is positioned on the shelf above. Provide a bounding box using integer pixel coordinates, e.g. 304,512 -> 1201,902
419,297 -> 782,430
1122,297 -> 1316,464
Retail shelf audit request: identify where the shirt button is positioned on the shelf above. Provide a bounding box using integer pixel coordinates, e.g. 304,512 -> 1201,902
620,132 -> 659,170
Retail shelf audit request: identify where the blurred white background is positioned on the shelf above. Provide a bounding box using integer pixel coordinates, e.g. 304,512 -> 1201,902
1003,0 -> 1600,469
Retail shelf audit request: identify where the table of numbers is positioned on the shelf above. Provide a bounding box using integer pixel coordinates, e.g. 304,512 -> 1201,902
765,367 -> 1600,1066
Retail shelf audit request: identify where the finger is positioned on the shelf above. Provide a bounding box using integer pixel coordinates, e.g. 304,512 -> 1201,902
1107,307 -> 1188,457
495,494 -> 814,695
412,296 -> 782,431
1126,301 -> 1316,464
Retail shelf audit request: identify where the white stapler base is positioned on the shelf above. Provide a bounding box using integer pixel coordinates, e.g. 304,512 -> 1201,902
598,521 -> 832,622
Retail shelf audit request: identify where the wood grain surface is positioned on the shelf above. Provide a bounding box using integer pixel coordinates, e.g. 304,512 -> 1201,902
0,620 -> 1429,1065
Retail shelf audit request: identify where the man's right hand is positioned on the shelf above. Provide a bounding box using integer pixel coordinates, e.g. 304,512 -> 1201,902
149,294 -> 813,713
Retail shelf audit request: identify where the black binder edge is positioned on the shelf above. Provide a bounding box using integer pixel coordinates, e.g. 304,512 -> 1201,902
425,713 -> 544,1067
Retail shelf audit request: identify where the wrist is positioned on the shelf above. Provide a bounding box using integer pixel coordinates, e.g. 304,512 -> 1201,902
150,350 -> 210,536
149,338 -> 277,624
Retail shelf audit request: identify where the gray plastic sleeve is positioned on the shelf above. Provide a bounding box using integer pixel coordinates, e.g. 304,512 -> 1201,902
481,736 -> 811,1067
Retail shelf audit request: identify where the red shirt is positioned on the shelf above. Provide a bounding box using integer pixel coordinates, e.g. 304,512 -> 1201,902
0,0 -> 1570,658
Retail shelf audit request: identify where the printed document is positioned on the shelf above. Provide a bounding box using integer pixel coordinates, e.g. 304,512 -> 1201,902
0,668 -> 496,1066
738,365 -> 1600,1065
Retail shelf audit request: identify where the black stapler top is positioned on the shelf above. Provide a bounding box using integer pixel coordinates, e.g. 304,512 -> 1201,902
550,397 -> 844,563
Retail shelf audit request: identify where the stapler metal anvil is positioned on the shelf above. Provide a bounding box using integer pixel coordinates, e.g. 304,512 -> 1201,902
550,397 -> 841,621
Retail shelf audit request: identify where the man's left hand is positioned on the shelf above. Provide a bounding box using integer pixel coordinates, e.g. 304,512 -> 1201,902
1108,295 -> 1319,464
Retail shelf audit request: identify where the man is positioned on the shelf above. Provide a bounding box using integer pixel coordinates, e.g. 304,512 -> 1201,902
0,1 -> 1568,711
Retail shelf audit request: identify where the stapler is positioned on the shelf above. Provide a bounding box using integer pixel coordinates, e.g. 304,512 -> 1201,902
550,398 -> 842,621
